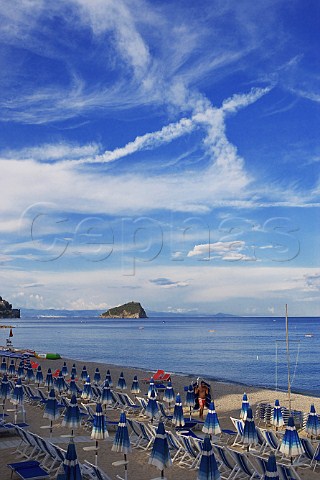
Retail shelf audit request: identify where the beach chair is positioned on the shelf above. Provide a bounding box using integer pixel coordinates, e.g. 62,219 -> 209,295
132,421 -> 155,450
262,428 -> 281,455
229,449 -> 261,479
120,392 -> 141,414
230,417 -> 244,447
247,452 -> 269,478
136,396 -> 148,416
176,433 -> 202,469
264,403 -> 272,426
82,460 -> 112,480
166,430 -> 184,462
158,401 -> 173,424
277,462 -> 303,480
255,402 -> 268,425
212,443 -> 239,478
7,460 -> 49,480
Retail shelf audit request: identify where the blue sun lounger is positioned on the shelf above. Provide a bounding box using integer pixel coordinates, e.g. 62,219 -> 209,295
7,460 -> 49,479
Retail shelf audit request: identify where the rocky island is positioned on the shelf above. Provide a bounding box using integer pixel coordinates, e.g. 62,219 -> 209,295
0,296 -> 20,318
100,301 -> 147,319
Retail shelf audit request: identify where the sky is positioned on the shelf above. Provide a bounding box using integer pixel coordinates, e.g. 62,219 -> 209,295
0,0 -> 319,316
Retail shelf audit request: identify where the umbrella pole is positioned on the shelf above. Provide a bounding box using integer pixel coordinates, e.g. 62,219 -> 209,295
124,453 -> 128,480
14,404 -> 17,424
189,406 -> 192,421
50,420 -> 53,438
95,440 -> 98,466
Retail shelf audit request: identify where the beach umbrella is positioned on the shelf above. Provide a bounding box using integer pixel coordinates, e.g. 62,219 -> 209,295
202,401 -> 221,437
36,365 -> 44,387
130,375 -> 140,396
69,375 -> 81,396
44,388 -> 61,437
148,421 -> 172,479
71,364 -> 77,378
11,378 -> 24,423
185,384 -> 195,420
45,368 -> 54,391
63,439 -> 82,480
62,394 -> 81,437
240,392 -> 249,420
8,359 -> 16,377
81,376 -> 93,401
163,381 -> 175,408
93,367 -> 101,385
112,411 -> 131,480
197,436 -> 220,480
148,377 -> 157,399
81,365 -> 88,382
26,363 -> 35,383
101,380 -> 113,409
305,404 -> 320,438
91,402 -> 108,466
279,416 -> 304,462
61,362 -> 68,377
264,452 -> 279,480
117,371 -> 127,390
17,361 -> 25,379
55,371 -> 67,394
271,399 -> 284,430
242,407 -> 258,451
0,374 -> 11,418
172,393 -> 185,428
0,357 -> 7,374
105,369 -> 113,387
145,389 -> 160,423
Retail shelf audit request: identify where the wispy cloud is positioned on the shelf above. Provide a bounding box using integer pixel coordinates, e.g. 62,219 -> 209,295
149,277 -> 189,288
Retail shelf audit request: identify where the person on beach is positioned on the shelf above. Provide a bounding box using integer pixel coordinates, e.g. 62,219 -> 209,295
194,380 -> 209,419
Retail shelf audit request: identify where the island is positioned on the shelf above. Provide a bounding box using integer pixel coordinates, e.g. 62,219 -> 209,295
0,296 -> 20,318
100,301 -> 148,319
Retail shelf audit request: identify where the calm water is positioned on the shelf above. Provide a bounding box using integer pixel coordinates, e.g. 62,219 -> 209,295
2,314 -> 320,396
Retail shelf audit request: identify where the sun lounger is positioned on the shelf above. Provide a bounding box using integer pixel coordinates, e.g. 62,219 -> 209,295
142,369 -> 171,384
82,460 -> 112,480
7,460 -> 49,480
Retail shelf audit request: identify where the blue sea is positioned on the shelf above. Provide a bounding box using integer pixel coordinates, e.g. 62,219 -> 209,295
2,313 -> 320,396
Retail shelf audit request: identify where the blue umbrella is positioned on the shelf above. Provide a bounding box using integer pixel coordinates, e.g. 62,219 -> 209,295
91,402 -> 108,466
93,368 -> 101,385
45,368 -> 54,391
197,436 -> 220,480
61,362 -> 68,377
55,371 -> 67,394
81,376 -> 93,400
81,365 -> 88,382
8,359 -> 16,376
264,452 -> 279,480
145,389 -> 159,423
17,361 -> 25,379
63,439 -> 82,480
202,401 -> 221,436
148,377 -> 157,398
105,369 -> 113,387
69,375 -> 81,396
101,380 -> 113,409
0,373 -> 11,418
44,388 -> 61,437
185,384 -> 195,420
130,375 -> 140,396
240,392 -> 249,420
242,407 -> 258,450
26,364 -> 35,383
149,421 -> 172,478
163,381 -> 175,407
172,393 -> 185,427
62,394 -> 81,437
11,378 -> 24,423
112,411 -> 131,480
36,365 -> 44,386
117,372 -> 127,390
0,357 -> 7,374
71,364 -> 77,378
305,404 -> 320,438
271,399 -> 284,430
279,416 -> 304,461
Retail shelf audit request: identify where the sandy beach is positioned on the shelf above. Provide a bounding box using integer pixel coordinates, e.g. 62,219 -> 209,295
1,356 -> 319,479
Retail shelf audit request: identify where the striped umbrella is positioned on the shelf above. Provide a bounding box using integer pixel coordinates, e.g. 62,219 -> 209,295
8,359 -> 16,377
149,421 -> 172,478
17,361 -> 25,379
264,452 -> 279,480
145,389 -> 159,423
93,368 -> 101,385
163,381 -> 175,408
130,375 -> 140,396
91,402 -> 108,466
305,404 -> 320,438
240,392 -> 249,420
71,364 -> 77,378
242,407 -> 258,450
112,411 -> 131,480
117,372 -> 127,390
202,401 -> 221,437
11,378 -> 24,423
63,439 -> 82,480
279,416 -> 303,462
45,368 -> 54,391
197,436 -> 220,480
185,384 -> 195,420
55,371 -> 67,394
36,365 -> 44,387
62,394 -> 81,437
69,375 -> 81,396
61,362 -> 68,377
81,366 -> 88,382
0,373 -> 11,418
105,369 -> 113,387
101,380 -> 113,409
172,393 -> 185,428
26,364 -> 35,383
271,399 -> 284,430
81,376 -> 93,401
148,377 -> 157,398
0,357 -> 7,374
44,388 -> 61,437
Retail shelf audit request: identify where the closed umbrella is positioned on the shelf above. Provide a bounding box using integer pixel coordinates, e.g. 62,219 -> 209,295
172,393 -> 185,428
197,436 -> 220,480
8,359 -> 16,377
279,416 -> 303,463
145,389 -> 159,423
271,399 -> 284,430
81,366 -> 88,382
163,382 -> 175,408
17,361 -> 25,379
26,364 -> 35,383
81,376 -> 93,401
305,404 -> 320,438
240,392 -> 249,420
130,375 -> 140,397
71,364 -> 77,378
0,373 -> 11,418
62,394 -> 81,437
44,388 -> 61,437
11,378 -> 24,423
185,385 -> 195,420
45,368 -> 54,391
202,401 -> 221,437
148,377 -> 157,399
149,421 -> 172,479
117,372 -> 127,390
36,365 -> 44,387
112,411 -> 131,480
105,369 -> 113,387
101,380 -> 113,410
69,375 -> 81,396
63,439 -> 82,480
0,357 -> 7,374
90,402 -> 108,466
264,452 -> 279,480
55,371 -> 67,395
242,407 -> 258,451
93,368 -> 101,385
61,362 -> 68,377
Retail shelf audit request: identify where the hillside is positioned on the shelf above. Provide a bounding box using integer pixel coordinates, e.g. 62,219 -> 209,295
0,296 -> 20,318
100,301 -> 147,319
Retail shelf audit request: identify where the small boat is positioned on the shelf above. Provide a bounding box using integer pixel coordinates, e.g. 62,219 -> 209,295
34,352 -> 61,360
304,333 -> 314,338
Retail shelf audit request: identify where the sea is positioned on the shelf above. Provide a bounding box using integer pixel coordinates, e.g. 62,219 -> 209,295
2,313 -> 320,396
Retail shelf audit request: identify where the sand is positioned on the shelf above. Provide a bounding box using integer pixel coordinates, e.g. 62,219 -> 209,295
1,356 -> 319,479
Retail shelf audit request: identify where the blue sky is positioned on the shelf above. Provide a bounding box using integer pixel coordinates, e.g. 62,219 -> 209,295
0,0 -> 319,316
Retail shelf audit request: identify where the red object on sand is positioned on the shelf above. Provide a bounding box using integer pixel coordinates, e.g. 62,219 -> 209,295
9,328 -> 13,337
142,369 -> 171,384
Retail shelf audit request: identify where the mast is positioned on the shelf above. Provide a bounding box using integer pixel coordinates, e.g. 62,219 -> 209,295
285,304 -> 292,412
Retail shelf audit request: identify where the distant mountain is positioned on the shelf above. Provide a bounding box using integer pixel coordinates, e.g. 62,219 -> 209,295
147,310 -> 236,318
0,296 -> 20,318
101,301 -> 147,319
